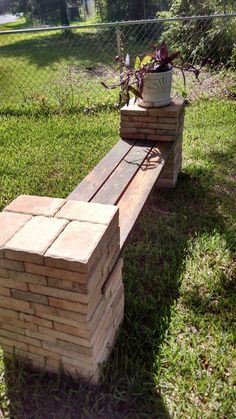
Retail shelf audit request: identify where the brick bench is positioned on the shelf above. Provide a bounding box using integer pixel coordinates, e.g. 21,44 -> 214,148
0,99 -> 185,384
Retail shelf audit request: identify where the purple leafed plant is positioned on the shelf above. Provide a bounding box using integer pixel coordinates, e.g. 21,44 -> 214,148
102,40 -> 200,106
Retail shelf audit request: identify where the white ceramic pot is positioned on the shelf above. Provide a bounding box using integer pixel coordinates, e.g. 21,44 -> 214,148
138,68 -> 173,108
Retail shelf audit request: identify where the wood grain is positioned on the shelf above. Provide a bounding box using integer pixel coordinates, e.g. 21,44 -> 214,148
67,139 -> 135,202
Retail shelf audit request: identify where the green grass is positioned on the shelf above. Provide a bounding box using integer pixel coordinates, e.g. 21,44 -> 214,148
0,98 -> 235,418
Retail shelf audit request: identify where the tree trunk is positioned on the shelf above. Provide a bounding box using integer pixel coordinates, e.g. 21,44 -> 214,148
59,0 -> 69,26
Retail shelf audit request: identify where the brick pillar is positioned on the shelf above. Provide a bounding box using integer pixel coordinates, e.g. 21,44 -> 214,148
120,98 -> 185,188
0,195 -> 123,384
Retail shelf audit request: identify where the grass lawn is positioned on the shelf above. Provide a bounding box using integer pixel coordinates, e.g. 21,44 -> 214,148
0,98 -> 235,418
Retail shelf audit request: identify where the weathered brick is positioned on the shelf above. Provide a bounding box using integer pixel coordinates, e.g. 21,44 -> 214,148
0,259 -> 24,272
28,283 -> 88,304
121,133 -> 144,140
8,270 -> 47,286
0,296 -> 33,314
12,289 -> 48,305
53,322 -> 90,340
47,277 -> 87,294
45,221 -> 107,273
48,297 -> 88,314
19,313 -> 53,328
0,268 -> 8,278
0,336 -> 28,351
138,128 -> 155,134
39,326 -> 92,348
31,303 -> 87,326
0,328 -> 41,347
0,276 -> 28,291
0,212 -> 31,249
4,195 -> 65,217
55,200 -> 118,227
0,307 -> 19,320
4,216 -> 68,265
25,329 -> 57,344
0,286 -> 11,296
25,262 -> 86,283
28,344 -> 60,360
42,340 -> 92,363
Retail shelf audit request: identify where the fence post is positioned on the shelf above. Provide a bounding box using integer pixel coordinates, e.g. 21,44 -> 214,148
116,24 -> 123,84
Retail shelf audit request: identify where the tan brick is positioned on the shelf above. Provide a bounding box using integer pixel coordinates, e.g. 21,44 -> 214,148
0,307 -> 19,320
4,195 -> 66,217
8,270 -> 47,286
4,216 -> 68,265
0,276 -> 28,291
158,117 -> 178,124
0,212 -> 32,248
62,363 -> 100,383
25,329 -> 57,344
0,296 -> 33,313
47,277 -> 86,294
0,268 -> 8,278
0,259 -> 24,272
0,285 -> 11,296
31,303 -> 87,326
120,102 -> 147,116
12,289 -> 48,305
0,328 -> 41,347
28,283 -> 88,304
28,344 -> 60,360
53,322 -> 90,340
55,201 -> 118,228
39,326 -> 92,348
19,313 -> 53,328
48,297 -> 88,314
25,262 -> 86,283
0,318 -> 38,332
42,340 -> 92,362
0,336 -> 28,351
45,221 -> 107,274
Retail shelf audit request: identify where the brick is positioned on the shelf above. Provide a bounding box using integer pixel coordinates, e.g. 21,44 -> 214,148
0,336 -> 28,351
28,283 -> 88,304
0,212 -> 31,248
42,341 -> 92,362
31,303 -> 87,326
120,115 -> 139,122
8,270 -> 47,286
0,268 -> 8,278
0,276 -> 28,291
138,128 -> 155,134
0,259 -> 24,272
148,123 -> 177,130
0,328 -> 41,347
55,200 -> 118,227
12,289 -> 48,305
102,258 -> 123,298
121,133 -> 144,140
28,344 -> 60,360
0,286 -> 11,296
138,116 -> 158,123
0,323 -> 25,336
54,322 -> 90,340
0,296 -> 33,313
4,195 -> 65,217
25,263 -> 86,284
4,216 -> 68,265
48,297 -> 88,314
0,307 -> 19,320
0,318 -> 38,332
45,221 -> 107,273
47,277 -> 86,294
39,326 -> 92,348
120,103 -> 147,116
19,313 -> 53,328
25,329 -> 57,344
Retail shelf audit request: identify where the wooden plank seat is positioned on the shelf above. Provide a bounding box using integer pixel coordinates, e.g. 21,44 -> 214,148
68,138 -> 174,250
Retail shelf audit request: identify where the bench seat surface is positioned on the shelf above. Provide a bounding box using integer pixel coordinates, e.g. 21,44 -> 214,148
68,139 -> 173,249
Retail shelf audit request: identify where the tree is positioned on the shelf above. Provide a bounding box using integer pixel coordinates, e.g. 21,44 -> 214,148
59,0 -> 70,25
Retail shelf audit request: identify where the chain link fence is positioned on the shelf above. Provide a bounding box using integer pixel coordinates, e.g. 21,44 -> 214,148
0,14 -> 235,112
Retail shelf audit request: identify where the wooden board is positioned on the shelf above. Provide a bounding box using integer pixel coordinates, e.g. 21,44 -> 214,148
91,140 -> 154,205
67,139 -> 135,202
117,141 -> 174,249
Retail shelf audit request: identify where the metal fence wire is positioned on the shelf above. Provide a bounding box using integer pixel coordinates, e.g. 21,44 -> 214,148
0,14 -> 235,110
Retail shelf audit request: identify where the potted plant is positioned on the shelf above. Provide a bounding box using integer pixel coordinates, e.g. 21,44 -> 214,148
102,40 -> 200,108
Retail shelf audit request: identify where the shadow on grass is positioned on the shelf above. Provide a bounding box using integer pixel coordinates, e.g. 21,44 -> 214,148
2,148 -> 235,418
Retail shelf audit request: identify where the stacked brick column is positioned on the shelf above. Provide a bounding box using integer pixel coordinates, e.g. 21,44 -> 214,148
0,195 -> 123,383
120,98 -> 185,187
